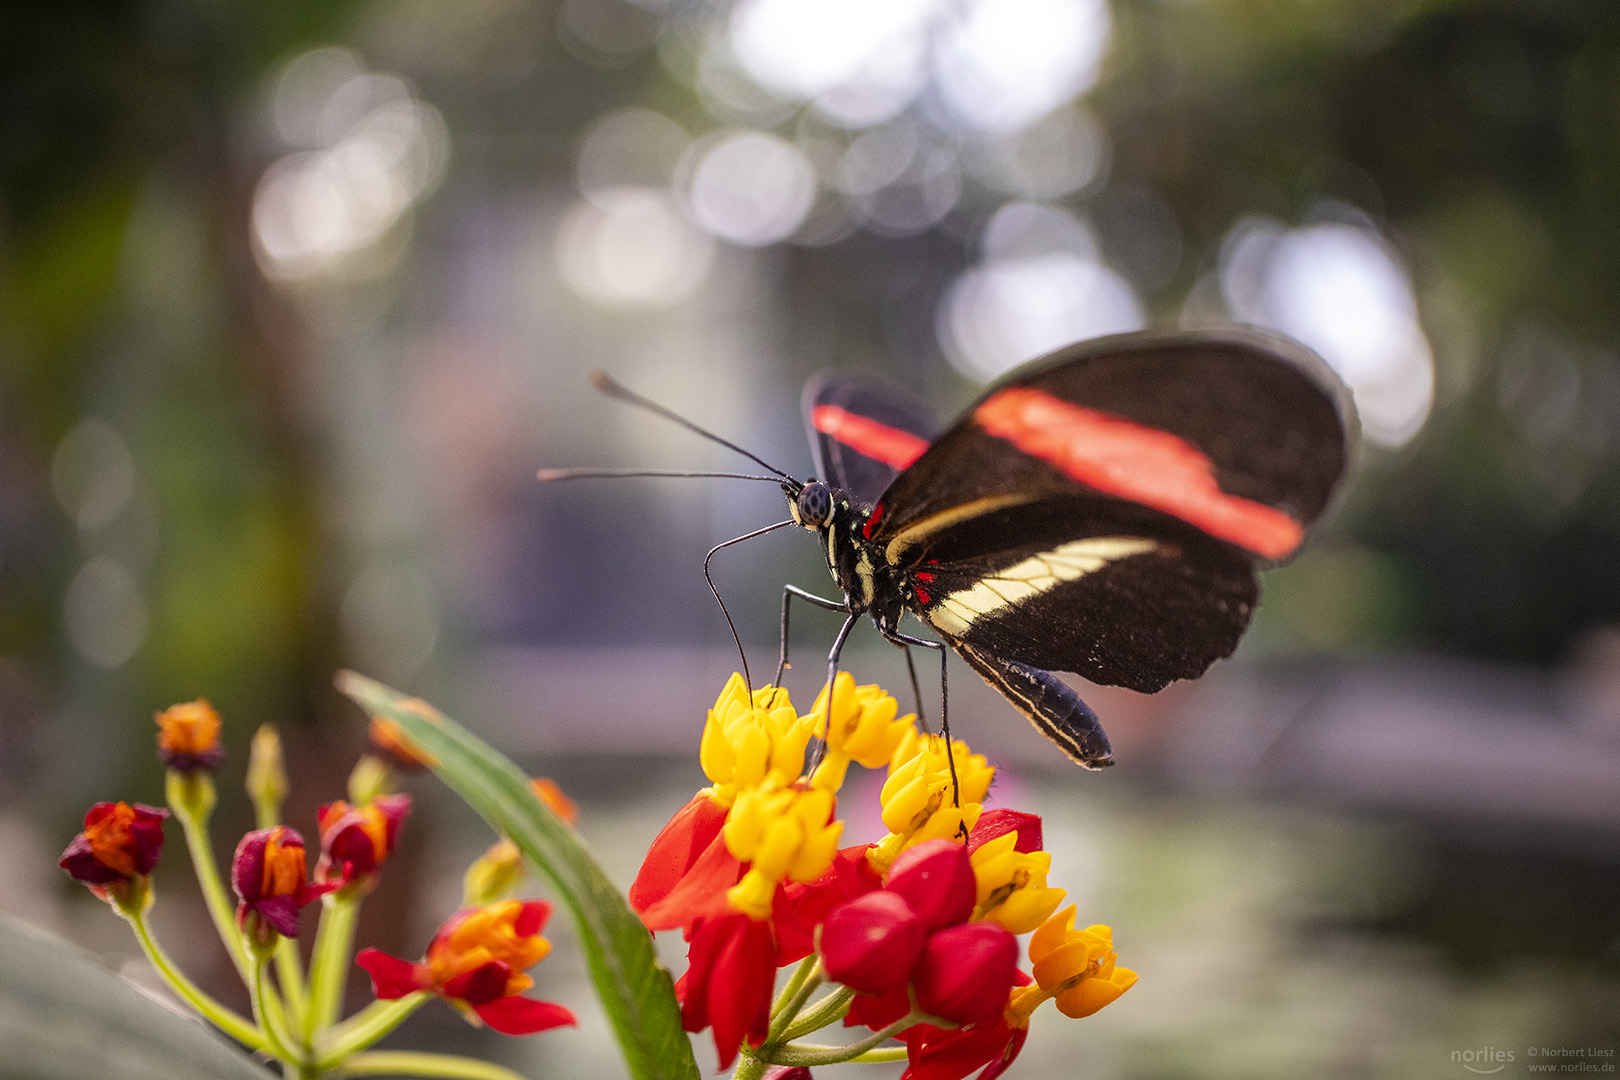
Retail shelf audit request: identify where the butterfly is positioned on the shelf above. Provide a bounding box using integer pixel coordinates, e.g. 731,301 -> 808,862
546,328 -> 1356,769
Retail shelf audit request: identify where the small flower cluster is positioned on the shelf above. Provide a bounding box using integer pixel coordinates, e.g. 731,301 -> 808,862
58,697 -> 574,1077
632,673 -> 1136,1076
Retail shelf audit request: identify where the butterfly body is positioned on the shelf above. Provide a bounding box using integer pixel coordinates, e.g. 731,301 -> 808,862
786,328 -> 1356,769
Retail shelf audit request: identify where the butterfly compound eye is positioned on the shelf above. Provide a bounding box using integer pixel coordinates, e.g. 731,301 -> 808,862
796,482 -> 832,527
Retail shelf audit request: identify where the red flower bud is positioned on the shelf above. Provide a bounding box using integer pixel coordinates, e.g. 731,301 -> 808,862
966,809 -> 1043,855
59,802 -> 168,888
231,826 -> 336,940
913,921 -> 1019,1025
820,891 -> 926,997
155,699 -> 225,773
884,838 -> 976,931
315,793 -> 411,885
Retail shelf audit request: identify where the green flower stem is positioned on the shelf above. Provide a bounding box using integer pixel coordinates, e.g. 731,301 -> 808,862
250,951 -> 305,1067
335,1051 -> 528,1080
305,891 -> 362,1043
127,911 -> 264,1050
765,959 -> 823,1043
167,771 -> 253,983
778,984 -> 855,1042
848,1045 -> 909,1063
276,936 -> 307,1028
751,1010 -> 929,1068
315,995 -> 428,1068
770,955 -> 818,1018
253,792 -> 280,831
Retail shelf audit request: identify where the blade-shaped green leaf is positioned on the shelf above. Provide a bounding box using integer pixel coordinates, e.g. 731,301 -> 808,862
335,671 -> 699,1080
0,913 -> 275,1080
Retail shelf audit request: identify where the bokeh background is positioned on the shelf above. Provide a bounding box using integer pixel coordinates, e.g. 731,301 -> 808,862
3,0 -> 1619,1076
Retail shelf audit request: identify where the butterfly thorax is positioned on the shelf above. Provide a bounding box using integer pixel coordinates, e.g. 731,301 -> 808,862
787,480 -> 905,633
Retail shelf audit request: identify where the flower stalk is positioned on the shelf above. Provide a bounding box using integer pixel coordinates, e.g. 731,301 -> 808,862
305,892 -> 362,1043
127,910 -> 264,1050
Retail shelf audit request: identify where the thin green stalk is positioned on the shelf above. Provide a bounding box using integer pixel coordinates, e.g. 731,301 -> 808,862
276,936 -> 307,1029
778,984 -> 855,1042
316,995 -> 428,1068
336,1051 -> 529,1080
168,773 -> 252,982
765,958 -> 824,1042
770,955 -> 818,1018
305,891 -> 362,1043
751,1009 -> 928,1068
127,912 -> 263,1050
849,1045 -> 909,1063
251,951 -> 306,1067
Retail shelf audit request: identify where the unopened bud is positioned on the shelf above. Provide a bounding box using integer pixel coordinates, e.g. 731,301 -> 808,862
246,725 -> 288,819
464,837 -> 525,906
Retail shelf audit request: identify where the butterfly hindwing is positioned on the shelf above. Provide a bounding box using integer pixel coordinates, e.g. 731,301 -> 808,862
904,493 -> 1258,691
952,641 -> 1114,769
803,369 -> 937,507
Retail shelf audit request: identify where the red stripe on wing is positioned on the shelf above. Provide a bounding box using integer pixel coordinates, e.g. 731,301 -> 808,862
811,405 -> 929,471
974,387 -> 1305,559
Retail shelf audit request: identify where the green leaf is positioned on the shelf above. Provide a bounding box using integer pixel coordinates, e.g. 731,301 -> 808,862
0,912 -> 275,1080
335,671 -> 699,1080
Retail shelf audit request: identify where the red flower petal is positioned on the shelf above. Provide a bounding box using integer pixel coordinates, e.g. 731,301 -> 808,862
680,912 -> 776,1068
356,948 -> 427,999
250,895 -> 302,938
512,899 -> 552,937
473,996 -> 577,1035
965,810 -> 1042,856
904,1020 -> 1023,1080
629,794 -> 729,913
443,960 -> 514,1006
638,828 -> 744,932
58,834 -> 126,886
845,983 -> 912,1031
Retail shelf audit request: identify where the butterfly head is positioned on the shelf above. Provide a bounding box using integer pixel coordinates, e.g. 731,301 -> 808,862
789,479 -> 833,531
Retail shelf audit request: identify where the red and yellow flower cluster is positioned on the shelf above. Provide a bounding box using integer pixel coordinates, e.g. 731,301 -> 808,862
59,696 -> 575,1045
631,673 -> 1136,1075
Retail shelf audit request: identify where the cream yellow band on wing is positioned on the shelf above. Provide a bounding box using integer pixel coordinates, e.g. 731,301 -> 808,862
883,494 -> 1039,564
928,536 -> 1159,637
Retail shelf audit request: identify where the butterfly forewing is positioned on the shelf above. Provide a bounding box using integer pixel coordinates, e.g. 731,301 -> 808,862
870,329 -> 1354,566
803,369 -> 937,506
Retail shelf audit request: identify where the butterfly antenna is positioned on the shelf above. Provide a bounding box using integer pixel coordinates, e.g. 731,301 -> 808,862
537,468 -> 784,483
590,371 -> 799,485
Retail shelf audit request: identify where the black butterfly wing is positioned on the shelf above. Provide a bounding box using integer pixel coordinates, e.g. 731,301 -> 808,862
953,641 -> 1116,769
803,369 -> 938,507
869,328 -> 1354,692
904,492 -> 1259,692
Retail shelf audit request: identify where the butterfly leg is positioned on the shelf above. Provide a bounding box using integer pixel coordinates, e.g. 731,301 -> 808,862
900,646 -> 928,730
775,585 -> 850,687
705,520 -> 795,693
804,611 -> 863,775
881,630 -> 964,814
